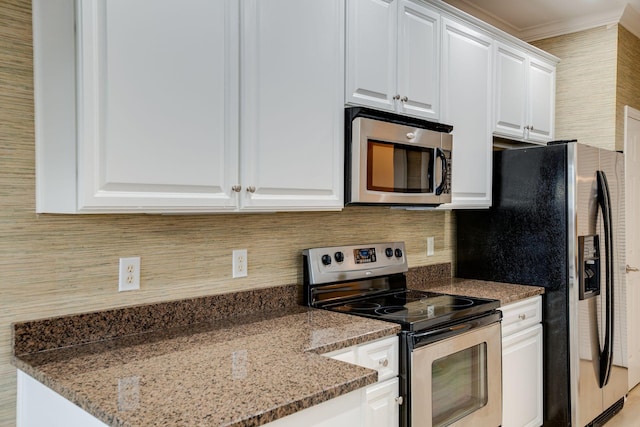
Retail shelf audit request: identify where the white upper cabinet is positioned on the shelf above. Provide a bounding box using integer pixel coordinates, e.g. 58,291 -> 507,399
35,0 -> 240,213
527,56 -> 556,143
34,0 -> 343,213
396,0 -> 440,119
439,17 -> 493,208
240,0 -> 344,211
346,0 -> 440,120
494,41 -> 556,143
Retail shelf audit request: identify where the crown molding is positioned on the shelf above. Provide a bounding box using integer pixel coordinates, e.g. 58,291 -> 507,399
442,0 -> 639,42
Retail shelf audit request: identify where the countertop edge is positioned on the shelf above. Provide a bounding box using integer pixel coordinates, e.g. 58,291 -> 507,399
12,309 -> 401,427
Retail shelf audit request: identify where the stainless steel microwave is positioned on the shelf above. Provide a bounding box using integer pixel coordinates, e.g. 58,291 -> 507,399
345,108 -> 453,206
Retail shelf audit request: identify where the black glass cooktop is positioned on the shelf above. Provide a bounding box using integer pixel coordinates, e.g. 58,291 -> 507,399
322,289 -> 500,332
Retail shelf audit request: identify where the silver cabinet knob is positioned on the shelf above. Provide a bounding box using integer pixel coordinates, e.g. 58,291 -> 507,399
393,94 -> 401,100
246,186 -> 256,193
379,358 -> 389,368
401,96 -> 408,102
395,396 -> 404,405
232,185 -> 241,192
518,313 -> 527,320
406,132 -> 415,140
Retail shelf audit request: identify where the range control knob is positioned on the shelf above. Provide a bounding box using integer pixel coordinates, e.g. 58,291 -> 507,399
321,254 -> 332,266
334,251 -> 344,263
395,248 -> 403,258
385,248 -> 394,258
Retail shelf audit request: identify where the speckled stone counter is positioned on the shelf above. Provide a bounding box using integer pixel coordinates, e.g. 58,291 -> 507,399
12,286 -> 399,427
407,264 -> 545,305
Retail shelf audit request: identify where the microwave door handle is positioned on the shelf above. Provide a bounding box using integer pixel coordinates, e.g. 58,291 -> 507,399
434,148 -> 447,196
597,170 -> 614,387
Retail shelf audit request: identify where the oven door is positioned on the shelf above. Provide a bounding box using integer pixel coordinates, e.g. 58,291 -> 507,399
410,318 -> 502,427
348,116 -> 452,205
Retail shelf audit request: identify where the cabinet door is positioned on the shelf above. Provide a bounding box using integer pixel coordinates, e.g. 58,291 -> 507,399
265,388 -> 363,427
76,0 -> 239,212
363,378 -> 400,427
396,0 -> 440,120
345,0 -> 397,112
240,0 -> 344,211
527,56 -> 556,143
440,18 -> 492,208
17,371 -> 108,427
502,324 -> 544,427
494,42 -> 527,140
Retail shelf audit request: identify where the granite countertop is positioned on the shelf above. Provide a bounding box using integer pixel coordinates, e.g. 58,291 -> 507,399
407,267 -> 545,305
12,286 -> 399,427
12,263 -> 544,426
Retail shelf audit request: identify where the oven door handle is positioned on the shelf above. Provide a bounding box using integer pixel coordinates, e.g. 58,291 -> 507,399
411,311 -> 501,348
413,323 -> 472,340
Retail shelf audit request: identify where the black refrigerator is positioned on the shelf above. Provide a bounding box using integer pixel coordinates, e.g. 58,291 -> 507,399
456,142 -> 627,426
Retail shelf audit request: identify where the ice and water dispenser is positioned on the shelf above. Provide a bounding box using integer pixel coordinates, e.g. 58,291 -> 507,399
578,235 -> 600,300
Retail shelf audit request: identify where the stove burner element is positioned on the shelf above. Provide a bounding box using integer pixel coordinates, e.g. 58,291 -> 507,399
343,301 -> 381,311
394,291 -> 475,308
376,306 -> 428,318
443,297 -> 475,308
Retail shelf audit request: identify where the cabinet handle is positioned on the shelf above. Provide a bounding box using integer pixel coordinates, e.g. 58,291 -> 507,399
518,313 -> 527,320
379,358 -> 389,368
393,94 -> 401,100
627,265 -> 640,273
406,132 -> 416,140
246,186 -> 256,193
401,96 -> 408,102
395,396 -> 404,405
232,185 -> 242,192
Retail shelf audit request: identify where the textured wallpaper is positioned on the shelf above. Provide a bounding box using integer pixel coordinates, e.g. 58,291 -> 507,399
532,26 -> 619,151
616,26 -> 640,152
0,1 -> 454,424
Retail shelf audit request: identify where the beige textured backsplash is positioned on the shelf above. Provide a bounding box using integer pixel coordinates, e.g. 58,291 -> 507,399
532,24 -> 640,152
616,26 -> 640,151
0,1 -> 455,424
532,26 -> 618,151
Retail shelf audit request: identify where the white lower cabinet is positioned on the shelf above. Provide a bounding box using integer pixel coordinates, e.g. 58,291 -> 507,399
501,296 -> 544,427
17,371 -> 108,427
363,377 -> 400,427
323,335 -> 401,427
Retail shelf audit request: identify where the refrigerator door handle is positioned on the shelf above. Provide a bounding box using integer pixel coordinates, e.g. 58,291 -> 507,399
596,170 -> 614,387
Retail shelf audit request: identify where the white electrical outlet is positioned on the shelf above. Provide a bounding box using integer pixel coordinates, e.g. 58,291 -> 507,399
119,257 -> 140,291
427,237 -> 435,256
233,249 -> 248,278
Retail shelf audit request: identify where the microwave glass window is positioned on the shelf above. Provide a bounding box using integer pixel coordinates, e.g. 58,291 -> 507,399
367,140 -> 434,193
431,343 -> 488,427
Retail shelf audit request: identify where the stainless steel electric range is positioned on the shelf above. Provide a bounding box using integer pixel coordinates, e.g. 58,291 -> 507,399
303,242 -> 503,427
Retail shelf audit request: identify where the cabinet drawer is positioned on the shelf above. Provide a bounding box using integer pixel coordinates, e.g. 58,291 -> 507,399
323,346 -> 357,365
501,296 -> 542,336
324,335 -> 399,382
356,336 -> 399,381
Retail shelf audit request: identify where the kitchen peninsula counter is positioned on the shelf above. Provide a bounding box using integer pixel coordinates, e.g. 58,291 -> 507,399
12,285 -> 399,427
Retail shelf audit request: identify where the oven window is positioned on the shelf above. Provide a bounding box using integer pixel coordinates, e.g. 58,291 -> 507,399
431,343 -> 488,427
367,140 -> 434,193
